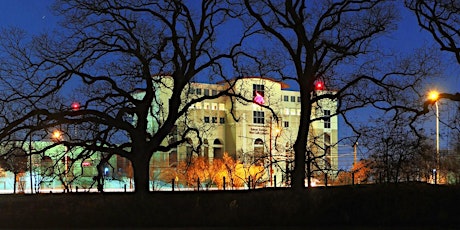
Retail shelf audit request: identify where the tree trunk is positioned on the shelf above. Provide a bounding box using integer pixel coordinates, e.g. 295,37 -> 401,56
291,141 -> 306,191
132,154 -> 151,195
291,88 -> 313,191
13,173 -> 17,194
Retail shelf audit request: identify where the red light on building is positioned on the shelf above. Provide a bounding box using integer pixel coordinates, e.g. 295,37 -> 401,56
314,81 -> 324,90
71,102 -> 80,111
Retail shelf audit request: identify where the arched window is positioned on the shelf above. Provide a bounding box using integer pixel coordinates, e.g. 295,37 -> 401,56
324,133 -> 331,167
169,150 -> 178,167
186,138 -> 193,163
204,139 -> 209,159
254,138 -> 264,165
213,139 -> 223,159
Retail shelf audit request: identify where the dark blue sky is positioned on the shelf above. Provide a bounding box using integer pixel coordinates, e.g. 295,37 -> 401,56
1,1 -> 457,90
1,1 -> 459,170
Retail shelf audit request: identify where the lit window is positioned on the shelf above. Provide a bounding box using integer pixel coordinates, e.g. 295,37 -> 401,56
284,108 -> 290,115
219,103 -> 225,110
253,111 -> 265,124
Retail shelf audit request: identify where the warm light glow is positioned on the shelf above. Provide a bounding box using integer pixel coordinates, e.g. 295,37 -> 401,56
52,130 -> 62,140
429,91 -> 439,101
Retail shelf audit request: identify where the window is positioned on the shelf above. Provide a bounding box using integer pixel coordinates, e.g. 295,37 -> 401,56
196,88 -> 202,95
204,89 -> 209,96
169,150 -> 178,167
291,96 -> 296,102
283,95 -> 289,101
284,121 -> 289,128
297,96 -> 301,102
212,103 -> 217,110
253,84 -> 265,97
324,110 -> 331,129
219,103 -> 225,110
253,139 -> 264,165
212,90 -> 217,96
253,111 -> 265,124
219,117 -> 225,124
284,108 -> 290,115
204,117 -> 210,123
212,117 -> 217,123
188,87 -> 195,94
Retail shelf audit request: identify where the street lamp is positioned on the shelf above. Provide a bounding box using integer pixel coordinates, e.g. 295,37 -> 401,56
429,90 -> 440,184
52,129 -> 70,191
269,117 -> 281,187
52,130 -> 63,141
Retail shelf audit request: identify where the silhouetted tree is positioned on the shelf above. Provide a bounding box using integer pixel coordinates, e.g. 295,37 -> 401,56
361,118 -> 435,183
242,0 -> 439,189
0,0 -> 252,195
406,0 -> 460,104
0,146 -> 28,193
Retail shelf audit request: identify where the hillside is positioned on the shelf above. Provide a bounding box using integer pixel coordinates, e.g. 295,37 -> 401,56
0,183 -> 458,229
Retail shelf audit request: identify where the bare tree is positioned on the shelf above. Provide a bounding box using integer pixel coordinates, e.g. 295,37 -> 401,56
242,0 -> 439,189
360,118 -> 435,183
0,0 -> 251,195
406,0 -> 460,103
0,146 -> 28,193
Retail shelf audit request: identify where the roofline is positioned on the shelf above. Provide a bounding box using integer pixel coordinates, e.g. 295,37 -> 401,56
218,76 -> 290,89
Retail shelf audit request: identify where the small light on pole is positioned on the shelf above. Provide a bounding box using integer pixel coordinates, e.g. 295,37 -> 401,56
314,81 -> 325,91
71,102 -> 80,111
52,130 -> 62,141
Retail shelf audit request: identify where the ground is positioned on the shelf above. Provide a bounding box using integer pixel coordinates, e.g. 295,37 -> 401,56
0,182 -> 458,229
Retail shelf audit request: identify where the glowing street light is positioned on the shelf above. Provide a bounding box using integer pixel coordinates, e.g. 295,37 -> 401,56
52,130 -> 63,141
429,91 -> 439,101
428,90 -> 440,184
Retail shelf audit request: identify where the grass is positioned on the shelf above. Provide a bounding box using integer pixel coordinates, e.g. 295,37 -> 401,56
0,182 -> 459,229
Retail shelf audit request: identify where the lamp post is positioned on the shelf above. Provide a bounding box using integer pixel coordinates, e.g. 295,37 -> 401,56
52,129 -> 69,191
269,117 -> 280,187
429,91 -> 440,184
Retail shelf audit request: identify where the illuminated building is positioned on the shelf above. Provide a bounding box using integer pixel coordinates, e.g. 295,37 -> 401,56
150,76 -> 338,187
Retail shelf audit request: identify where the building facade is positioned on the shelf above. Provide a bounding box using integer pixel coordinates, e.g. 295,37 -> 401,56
151,76 -> 338,187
